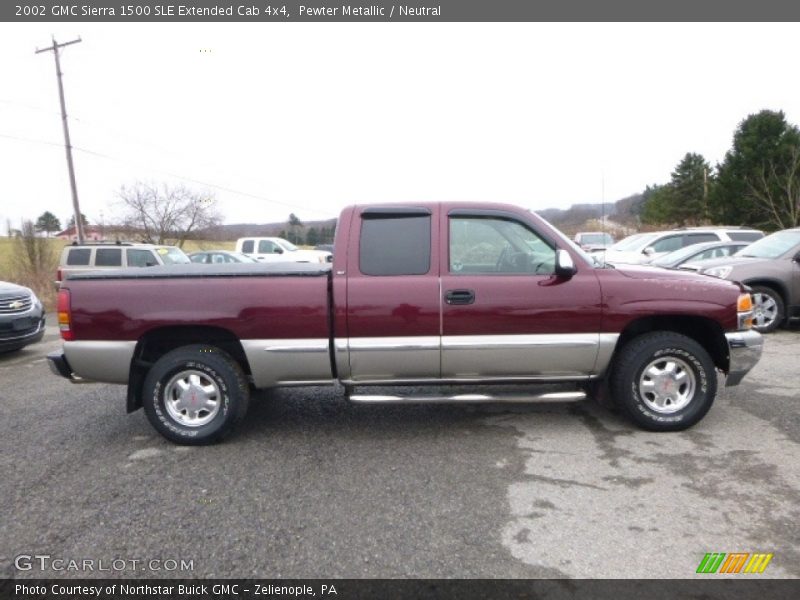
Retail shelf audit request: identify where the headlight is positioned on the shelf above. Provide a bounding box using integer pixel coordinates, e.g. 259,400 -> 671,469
703,265 -> 733,279
28,290 -> 41,308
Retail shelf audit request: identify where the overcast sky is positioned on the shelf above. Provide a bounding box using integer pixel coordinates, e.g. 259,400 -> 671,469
1,22 -> 799,231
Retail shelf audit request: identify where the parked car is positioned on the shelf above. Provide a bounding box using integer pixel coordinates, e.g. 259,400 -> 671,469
235,237 -> 331,263
189,251 -> 258,264
49,201 -> 762,444
0,281 -> 45,353
56,242 -> 191,288
573,231 -> 614,252
699,228 -> 800,333
597,227 -> 764,265
651,241 -> 750,271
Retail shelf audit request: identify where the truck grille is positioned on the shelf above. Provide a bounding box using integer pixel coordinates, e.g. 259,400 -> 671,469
0,293 -> 32,314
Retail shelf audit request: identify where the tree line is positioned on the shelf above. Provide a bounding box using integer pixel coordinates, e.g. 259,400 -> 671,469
642,109 -> 800,231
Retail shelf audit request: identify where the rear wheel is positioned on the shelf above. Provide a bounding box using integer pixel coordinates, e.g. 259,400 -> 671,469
750,286 -> 784,333
143,345 -> 249,444
610,332 -> 716,431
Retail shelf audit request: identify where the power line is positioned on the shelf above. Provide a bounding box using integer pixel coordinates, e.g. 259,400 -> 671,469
0,130 -> 336,219
36,36 -> 86,243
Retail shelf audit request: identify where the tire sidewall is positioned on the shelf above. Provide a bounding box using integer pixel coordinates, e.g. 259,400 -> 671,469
143,349 -> 241,444
614,334 -> 716,431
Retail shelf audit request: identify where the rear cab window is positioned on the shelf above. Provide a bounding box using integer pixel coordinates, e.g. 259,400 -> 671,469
359,210 -> 431,276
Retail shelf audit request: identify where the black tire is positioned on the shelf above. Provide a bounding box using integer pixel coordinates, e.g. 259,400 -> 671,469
610,332 -> 717,431
750,286 -> 785,334
143,345 -> 250,445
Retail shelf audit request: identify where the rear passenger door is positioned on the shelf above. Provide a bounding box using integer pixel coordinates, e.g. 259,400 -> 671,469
344,207 -> 441,382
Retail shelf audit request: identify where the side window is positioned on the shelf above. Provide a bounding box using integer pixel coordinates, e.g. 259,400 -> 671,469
728,231 -> 762,242
258,240 -> 279,254
241,240 -> 254,253
686,233 -> 719,245
95,248 -> 122,267
651,235 -> 683,253
359,215 -> 431,276
127,249 -> 157,268
66,248 -> 91,265
449,217 -> 555,274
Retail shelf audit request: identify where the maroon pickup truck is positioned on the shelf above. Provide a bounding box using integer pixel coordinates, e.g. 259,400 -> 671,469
49,202 -> 763,444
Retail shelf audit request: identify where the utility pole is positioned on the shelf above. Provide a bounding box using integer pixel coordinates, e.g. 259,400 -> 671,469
36,36 -> 85,243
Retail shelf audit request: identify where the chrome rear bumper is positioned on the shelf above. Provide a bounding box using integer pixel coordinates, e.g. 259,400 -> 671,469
725,330 -> 763,387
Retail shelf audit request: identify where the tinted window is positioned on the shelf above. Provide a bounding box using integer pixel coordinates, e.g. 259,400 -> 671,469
127,249 -> 157,267
450,217 -> 555,274
66,248 -> 91,265
95,248 -> 122,266
360,215 -> 431,276
241,240 -> 254,253
651,235 -> 683,253
728,231 -> 763,242
685,233 -> 719,245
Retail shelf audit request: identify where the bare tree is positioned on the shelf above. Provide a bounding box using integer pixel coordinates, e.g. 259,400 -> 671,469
116,182 -> 222,247
746,147 -> 800,229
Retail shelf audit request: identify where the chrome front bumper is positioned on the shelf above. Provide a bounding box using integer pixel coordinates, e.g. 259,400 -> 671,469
725,330 -> 764,387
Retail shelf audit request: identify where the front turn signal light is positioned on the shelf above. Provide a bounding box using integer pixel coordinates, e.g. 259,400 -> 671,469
737,293 -> 754,330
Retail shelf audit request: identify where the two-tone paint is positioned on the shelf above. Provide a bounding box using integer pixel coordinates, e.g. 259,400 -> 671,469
54,202 -> 755,392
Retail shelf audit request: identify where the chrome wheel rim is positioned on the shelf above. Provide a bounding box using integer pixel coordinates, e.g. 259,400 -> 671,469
638,356 -> 696,414
164,370 -> 220,427
752,293 -> 778,329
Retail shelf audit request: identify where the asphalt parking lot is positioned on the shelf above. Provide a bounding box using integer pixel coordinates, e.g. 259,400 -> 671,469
1,319 -> 798,579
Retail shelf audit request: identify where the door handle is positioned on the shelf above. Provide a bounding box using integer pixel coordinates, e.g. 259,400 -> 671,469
445,289 -> 475,305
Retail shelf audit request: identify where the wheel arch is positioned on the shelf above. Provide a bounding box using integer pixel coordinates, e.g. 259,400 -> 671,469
743,279 -> 789,307
127,325 -> 250,413
612,315 -> 729,374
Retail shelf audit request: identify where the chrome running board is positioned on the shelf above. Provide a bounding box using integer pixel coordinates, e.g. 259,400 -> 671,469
347,391 -> 586,404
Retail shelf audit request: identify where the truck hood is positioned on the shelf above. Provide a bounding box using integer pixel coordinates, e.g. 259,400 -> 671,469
612,263 -> 742,290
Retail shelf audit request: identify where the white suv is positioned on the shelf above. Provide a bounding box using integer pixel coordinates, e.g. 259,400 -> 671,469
597,227 -> 763,265
56,242 -> 191,288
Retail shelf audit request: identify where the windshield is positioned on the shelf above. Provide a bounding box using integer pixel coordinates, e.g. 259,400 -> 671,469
548,225 -> 596,267
276,239 -> 299,252
610,233 -> 657,252
651,243 -> 714,267
734,230 -> 800,259
156,247 -> 191,265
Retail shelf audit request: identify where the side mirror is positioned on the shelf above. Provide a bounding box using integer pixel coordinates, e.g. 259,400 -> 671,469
555,249 -> 577,278
273,248 -> 283,254
643,246 -> 656,256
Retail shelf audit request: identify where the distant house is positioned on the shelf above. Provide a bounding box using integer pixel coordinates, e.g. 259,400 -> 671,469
55,226 -> 104,241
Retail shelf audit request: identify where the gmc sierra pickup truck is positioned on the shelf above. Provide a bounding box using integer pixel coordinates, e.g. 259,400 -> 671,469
48,202 -> 763,444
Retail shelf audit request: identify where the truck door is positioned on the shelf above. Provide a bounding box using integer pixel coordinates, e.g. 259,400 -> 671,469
440,209 -> 604,380
342,207 -> 441,383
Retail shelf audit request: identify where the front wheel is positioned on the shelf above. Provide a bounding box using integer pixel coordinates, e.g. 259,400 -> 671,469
750,286 -> 784,333
610,332 -> 717,431
143,345 -> 250,444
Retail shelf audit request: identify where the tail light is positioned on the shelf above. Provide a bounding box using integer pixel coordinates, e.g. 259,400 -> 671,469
56,268 -> 63,282
57,288 -> 74,341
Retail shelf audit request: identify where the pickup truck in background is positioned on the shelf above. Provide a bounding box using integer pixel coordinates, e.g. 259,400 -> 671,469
235,236 -> 331,263
48,202 -> 763,444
